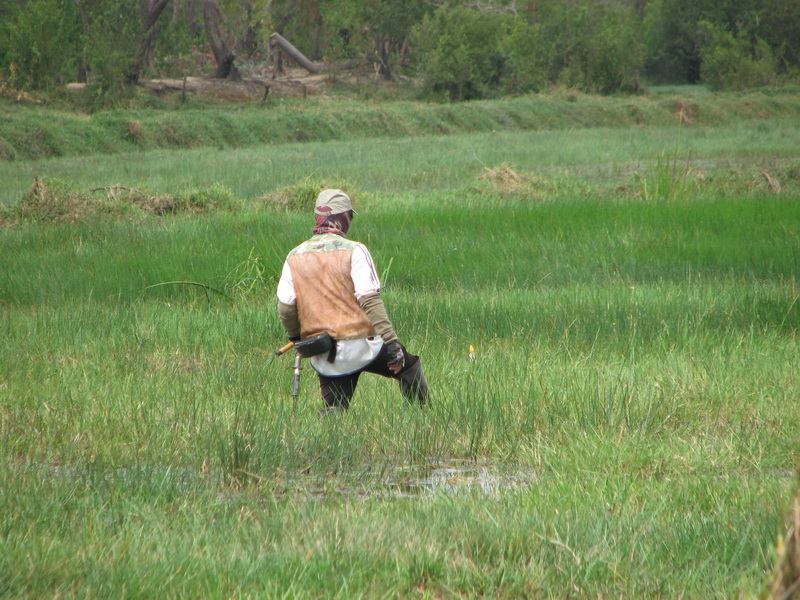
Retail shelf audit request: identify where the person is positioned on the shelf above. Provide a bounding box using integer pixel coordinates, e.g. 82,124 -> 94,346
276,189 -> 428,413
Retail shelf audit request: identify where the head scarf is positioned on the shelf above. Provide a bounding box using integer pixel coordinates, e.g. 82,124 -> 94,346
314,210 -> 352,237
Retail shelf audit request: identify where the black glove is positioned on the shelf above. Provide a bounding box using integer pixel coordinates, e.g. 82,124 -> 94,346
386,340 -> 404,372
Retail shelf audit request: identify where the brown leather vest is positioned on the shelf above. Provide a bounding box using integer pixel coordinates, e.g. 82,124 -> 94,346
287,235 -> 375,340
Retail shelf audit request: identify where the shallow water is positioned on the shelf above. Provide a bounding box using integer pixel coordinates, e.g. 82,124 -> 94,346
14,458 -> 538,499
381,460 -> 537,497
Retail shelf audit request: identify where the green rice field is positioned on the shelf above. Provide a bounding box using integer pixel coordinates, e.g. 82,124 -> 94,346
1,91 -> 799,598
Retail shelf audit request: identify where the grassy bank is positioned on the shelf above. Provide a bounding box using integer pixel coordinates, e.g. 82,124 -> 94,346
2,87 -> 800,161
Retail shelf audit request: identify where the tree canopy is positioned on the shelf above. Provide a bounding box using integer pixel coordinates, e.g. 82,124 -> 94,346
0,0 -> 797,103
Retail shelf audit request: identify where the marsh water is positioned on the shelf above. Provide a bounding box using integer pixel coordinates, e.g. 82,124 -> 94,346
21,458 -> 539,500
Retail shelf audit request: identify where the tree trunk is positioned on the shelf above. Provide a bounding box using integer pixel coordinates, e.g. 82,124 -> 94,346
272,46 -> 285,78
373,32 -> 393,81
269,32 -> 321,73
202,0 -> 241,80
73,0 -> 90,83
241,1 -> 261,58
269,4 -> 299,78
142,0 -> 171,33
133,0 -> 172,82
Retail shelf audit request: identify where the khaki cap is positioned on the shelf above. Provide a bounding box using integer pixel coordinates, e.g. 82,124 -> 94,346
314,189 -> 352,216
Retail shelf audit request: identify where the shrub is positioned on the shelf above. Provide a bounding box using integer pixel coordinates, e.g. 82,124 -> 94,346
413,2 -> 644,100
413,6 -> 513,101
700,21 -> 779,91
80,2 -> 140,107
500,21 -> 549,94
575,8 -> 644,94
515,1 -> 644,95
0,0 -> 82,89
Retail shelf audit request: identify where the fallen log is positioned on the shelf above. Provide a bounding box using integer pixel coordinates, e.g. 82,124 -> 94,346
269,32 -> 322,74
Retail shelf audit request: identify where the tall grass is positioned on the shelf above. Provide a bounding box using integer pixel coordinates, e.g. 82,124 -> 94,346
2,200 -> 798,597
2,108 -> 800,596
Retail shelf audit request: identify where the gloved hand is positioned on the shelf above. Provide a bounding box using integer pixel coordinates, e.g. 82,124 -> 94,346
386,340 -> 405,374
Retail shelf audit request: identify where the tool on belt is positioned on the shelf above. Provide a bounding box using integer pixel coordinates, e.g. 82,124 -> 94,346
275,332 -> 336,362
275,333 -> 336,404
291,353 -> 302,406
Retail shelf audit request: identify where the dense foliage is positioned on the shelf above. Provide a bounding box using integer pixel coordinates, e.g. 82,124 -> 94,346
0,0 -> 798,102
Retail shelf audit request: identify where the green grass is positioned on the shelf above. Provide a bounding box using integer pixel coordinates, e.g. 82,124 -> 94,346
1,98 -> 800,598
3,117 -> 800,208
2,87 -> 800,162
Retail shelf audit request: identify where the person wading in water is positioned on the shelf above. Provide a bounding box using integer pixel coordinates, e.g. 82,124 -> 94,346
276,189 -> 428,414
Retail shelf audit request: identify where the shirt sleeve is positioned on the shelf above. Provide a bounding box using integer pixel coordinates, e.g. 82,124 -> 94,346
276,260 -> 296,305
351,243 -> 382,300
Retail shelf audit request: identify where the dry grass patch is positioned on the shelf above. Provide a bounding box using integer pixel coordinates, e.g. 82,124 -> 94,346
125,120 -> 145,144
0,178 -> 237,225
4,177 -> 124,224
478,163 -> 558,198
259,180 -> 351,212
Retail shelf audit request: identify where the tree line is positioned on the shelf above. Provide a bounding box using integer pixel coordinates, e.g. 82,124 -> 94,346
1,0 -> 798,102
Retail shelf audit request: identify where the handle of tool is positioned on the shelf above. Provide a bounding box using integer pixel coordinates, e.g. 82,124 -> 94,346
275,341 -> 295,356
292,354 -> 302,399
